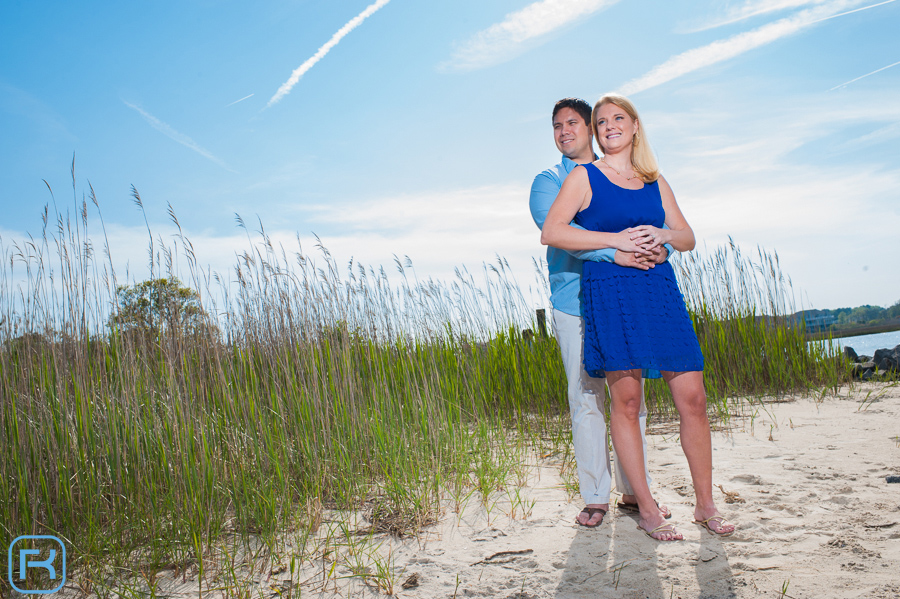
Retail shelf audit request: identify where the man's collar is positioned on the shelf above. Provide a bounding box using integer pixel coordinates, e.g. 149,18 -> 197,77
560,153 -> 599,172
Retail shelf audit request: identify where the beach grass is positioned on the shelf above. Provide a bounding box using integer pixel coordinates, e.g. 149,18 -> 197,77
0,184 -> 848,593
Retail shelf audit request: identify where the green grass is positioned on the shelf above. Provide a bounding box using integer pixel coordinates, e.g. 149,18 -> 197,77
653,239 -> 848,413
0,183 -> 848,594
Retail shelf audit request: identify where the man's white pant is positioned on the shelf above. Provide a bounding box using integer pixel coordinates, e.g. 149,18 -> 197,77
553,308 -> 651,505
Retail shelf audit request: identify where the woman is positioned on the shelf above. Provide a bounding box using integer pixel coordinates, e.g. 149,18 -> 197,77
541,94 -> 734,541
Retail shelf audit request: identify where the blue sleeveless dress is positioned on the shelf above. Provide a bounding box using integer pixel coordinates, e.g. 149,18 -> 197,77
573,163 -> 704,378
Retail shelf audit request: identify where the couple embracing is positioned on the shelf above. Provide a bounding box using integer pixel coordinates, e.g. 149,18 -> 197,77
529,96 -> 735,541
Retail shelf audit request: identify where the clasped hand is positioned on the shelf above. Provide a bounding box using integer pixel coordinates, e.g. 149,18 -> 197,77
628,225 -> 668,252
614,225 -> 669,271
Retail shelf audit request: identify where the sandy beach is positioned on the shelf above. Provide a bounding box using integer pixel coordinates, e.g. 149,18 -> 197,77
73,383 -> 900,598
376,383 -> 900,599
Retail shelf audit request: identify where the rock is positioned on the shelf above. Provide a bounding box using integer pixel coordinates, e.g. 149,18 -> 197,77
861,368 -> 875,381
858,355 -> 872,363
854,361 -> 876,373
844,346 -> 859,361
874,348 -> 900,371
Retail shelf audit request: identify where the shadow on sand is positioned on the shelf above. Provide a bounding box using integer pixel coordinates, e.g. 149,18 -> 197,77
553,506 -> 738,598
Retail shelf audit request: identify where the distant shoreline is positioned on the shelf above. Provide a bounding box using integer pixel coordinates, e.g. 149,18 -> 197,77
806,319 -> 900,342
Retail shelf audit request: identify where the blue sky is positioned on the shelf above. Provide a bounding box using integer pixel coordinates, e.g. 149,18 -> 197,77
1,0 -> 898,311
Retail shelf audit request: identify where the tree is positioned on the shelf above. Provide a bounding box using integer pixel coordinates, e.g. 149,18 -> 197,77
886,299 -> 900,320
109,277 -> 216,340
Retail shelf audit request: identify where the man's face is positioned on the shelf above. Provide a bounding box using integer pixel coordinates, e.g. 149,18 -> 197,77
552,107 -> 593,161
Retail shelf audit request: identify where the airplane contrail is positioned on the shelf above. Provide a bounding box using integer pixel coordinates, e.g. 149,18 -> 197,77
829,60 -> 900,90
123,100 -> 228,169
809,0 -> 897,23
226,93 -> 255,107
267,0 -> 390,108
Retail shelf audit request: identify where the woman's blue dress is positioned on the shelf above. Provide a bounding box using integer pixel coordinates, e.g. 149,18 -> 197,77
573,163 -> 704,378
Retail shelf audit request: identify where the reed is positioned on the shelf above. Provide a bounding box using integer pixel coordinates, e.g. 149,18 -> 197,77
0,180 -> 845,593
667,239 -> 848,412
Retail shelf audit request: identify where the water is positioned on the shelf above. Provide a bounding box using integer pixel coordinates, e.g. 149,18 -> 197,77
811,330 -> 900,358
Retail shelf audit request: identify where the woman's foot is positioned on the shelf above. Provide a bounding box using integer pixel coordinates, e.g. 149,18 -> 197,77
694,508 -> 735,536
619,494 -> 671,519
638,515 -> 683,541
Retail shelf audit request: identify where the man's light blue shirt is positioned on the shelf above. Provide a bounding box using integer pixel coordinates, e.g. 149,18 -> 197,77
529,155 -> 673,317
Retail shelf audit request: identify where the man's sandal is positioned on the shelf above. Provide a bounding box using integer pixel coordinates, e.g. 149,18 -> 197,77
617,499 -> 672,519
695,515 -> 735,537
637,522 -> 682,541
575,506 -> 607,528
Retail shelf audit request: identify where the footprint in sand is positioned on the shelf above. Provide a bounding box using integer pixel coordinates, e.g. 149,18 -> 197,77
731,474 -> 765,485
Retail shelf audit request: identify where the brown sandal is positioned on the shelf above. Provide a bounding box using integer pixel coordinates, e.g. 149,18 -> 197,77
575,506 -> 607,528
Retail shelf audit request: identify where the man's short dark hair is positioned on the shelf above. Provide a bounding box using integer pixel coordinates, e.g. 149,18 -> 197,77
552,98 -> 592,126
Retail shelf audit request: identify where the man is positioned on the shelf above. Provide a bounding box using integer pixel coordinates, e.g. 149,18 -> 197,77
529,98 -> 672,527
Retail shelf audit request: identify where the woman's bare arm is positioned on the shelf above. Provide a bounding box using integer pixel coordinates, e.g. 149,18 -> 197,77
627,175 -> 695,252
541,166 -> 652,254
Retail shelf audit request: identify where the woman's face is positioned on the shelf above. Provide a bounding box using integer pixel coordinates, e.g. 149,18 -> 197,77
594,102 -> 637,155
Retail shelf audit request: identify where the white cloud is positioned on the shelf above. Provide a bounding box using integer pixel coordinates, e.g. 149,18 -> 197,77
296,183 -> 546,287
687,0 -> 829,31
122,101 -> 229,169
1,182 -> 550,316
620,0 -> 895,96
306,184 -> 527,231
679,165 -> 900,309
443,0 -> 620,71
843,120 -> 900,148
267,0 -> 391,107
644,92 -> 900,308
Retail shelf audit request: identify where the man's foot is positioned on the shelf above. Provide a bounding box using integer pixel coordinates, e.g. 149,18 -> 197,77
694,513 -> 735,536
638,518 -> 682,541
576,504 -> 608,527
618,496 -> 671,519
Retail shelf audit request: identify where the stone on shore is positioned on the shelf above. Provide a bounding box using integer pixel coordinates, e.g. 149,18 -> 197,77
847,344 -> 900,379
873,345 -> 900,372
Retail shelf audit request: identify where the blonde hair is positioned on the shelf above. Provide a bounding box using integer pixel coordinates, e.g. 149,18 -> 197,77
592,93 -> 659,183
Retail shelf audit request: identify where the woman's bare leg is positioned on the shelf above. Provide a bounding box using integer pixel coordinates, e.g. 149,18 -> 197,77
663,370 -> 735,534
607,370 -> 681,540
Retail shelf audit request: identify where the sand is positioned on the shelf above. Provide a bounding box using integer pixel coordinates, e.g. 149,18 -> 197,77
62,383 -> 900,598
376,383 -> 900,599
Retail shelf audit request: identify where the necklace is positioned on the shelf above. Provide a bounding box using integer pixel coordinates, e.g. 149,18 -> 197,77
601,157 -> 637,181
